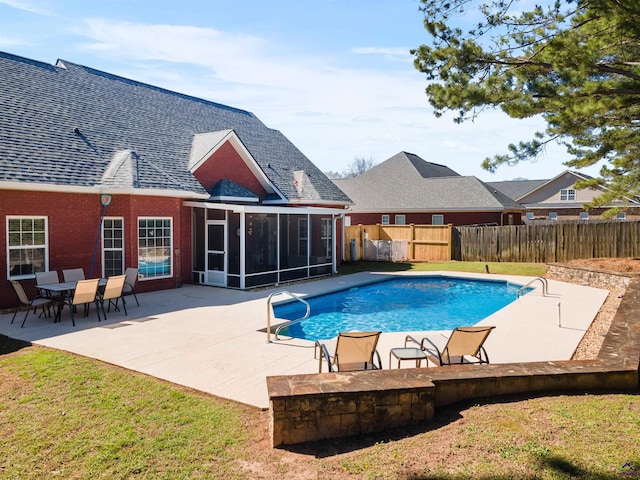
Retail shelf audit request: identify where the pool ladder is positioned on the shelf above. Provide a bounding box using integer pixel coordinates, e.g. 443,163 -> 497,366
517,277 -> 549,298
266,290 -> 311,343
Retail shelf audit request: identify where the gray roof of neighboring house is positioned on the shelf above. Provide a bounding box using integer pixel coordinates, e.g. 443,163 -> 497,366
485,179 -> 549,201
334,153 -> 523,212
0,51 -> 350,204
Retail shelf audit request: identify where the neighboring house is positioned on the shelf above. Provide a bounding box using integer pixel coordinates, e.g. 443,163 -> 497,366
333,152 -> 524,227
0,52 -> 351,309
487,170 -> 640,222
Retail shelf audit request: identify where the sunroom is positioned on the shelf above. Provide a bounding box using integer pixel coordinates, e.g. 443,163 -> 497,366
186,202 -> 344,289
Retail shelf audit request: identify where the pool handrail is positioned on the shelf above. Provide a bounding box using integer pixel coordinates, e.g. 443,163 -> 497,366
266,290 -> 311,343
517,277 -> 548,298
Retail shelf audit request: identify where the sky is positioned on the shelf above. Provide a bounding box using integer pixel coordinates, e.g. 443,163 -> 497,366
0,0 -> 595,182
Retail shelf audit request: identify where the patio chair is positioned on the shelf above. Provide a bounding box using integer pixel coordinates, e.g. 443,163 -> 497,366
62,278 -> 101,326
99,275 -> 127,319
10,280 -> 53,328
35,271 -> 62,299
35,270 -> 60,286
315,331 -> 382,373
122,267 -> 139,306
63,268 -> 85,282
418,326 -> 495,366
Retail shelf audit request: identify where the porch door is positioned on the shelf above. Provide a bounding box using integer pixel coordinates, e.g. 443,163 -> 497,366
205,221 -> 226,286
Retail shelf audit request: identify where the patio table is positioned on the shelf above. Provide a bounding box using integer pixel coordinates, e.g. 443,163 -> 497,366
38,279 -> 106,323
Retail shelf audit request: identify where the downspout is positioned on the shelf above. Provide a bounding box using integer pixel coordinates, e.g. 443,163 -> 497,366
332,214 -> 338,274
240,212 -> 246,289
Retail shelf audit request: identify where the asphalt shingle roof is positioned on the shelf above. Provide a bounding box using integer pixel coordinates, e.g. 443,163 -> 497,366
0,51 -> 350,204
486,179 -> 549,201
334,152 -> 522,211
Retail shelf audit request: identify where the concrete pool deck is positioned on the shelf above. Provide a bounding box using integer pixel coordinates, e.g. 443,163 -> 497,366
0,271 -> 609,409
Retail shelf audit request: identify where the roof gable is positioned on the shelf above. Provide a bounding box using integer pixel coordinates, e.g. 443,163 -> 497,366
189,130 -> 282,200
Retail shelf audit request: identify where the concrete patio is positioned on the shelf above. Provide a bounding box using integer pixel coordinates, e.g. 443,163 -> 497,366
0,271 -> 609,409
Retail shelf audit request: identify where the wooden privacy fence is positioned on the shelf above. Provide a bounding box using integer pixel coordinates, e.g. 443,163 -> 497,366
344,224 -> 452,262
455,221 -> 640,263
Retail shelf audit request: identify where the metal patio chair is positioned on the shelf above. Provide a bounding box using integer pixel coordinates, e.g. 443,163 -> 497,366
99,274 -> 127,319
122,267 -> 139,306
9,280 -> 53,328
418,326 -> 496,366
62,278 -> 101,326
315,331 -> 382,373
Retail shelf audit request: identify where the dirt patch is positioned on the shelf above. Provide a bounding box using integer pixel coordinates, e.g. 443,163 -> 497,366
565,257 -> 640,273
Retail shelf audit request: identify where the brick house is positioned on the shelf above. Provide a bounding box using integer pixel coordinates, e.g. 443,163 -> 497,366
333,152 -> 524,227
0,52 -> 351,309
487,170 -> 640,222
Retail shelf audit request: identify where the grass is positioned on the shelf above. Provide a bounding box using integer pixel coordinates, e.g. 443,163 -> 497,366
1,261 -> 639,479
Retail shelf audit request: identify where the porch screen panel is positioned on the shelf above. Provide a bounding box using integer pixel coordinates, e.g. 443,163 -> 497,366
309,216 -> 332,265
7,216 -> 48,278
278,214 -> 309,282
279,214 -> 308,269
245,213 -> 277,274
138,217 -> 172,279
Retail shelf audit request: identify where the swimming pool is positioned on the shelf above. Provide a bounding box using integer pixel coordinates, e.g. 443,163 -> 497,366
273,276 -> 529,341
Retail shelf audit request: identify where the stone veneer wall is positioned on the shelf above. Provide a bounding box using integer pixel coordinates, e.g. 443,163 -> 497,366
268,267 -> 640,448
546,263 -> 632,291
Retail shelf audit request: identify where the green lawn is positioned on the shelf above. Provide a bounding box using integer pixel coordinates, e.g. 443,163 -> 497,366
2,261 -> 638,479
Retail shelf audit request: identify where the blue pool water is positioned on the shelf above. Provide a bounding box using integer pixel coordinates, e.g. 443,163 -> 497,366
274,276 -> 528,341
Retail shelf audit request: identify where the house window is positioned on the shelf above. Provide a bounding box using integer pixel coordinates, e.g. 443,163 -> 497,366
617,212 -> 627,220
549,212 -> 558,220
526,212 -> 535,220
432,214 -> 444,225
321,218 -> 332,257
395,215 -> 406,225
560,189 -> 576,201
103,217 -> 124,277
138,217 -> 172,279
7,216 -> 48,278
381,215 -> 390,225
580,212 -> 589,221
298,218 -> 308,255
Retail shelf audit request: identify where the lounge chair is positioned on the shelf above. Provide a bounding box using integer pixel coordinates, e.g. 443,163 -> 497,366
99,274 -> 127,318
315,331 -> 382,373
418,326 -> 495,366
123,267 -> 139,306
10,280 -> 53,328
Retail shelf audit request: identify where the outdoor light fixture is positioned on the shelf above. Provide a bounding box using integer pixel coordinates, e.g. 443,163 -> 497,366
100,194 -> 112,207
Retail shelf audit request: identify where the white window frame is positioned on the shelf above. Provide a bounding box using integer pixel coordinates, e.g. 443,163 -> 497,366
579,211 -> 589,221
549,212 -> 558,220
6,216 -> 49,279
320,218 -> 332,257
526,212 -> 535,220
298,217 -> 308,256
137,217 -> 173,280
381,215 -> 390,225
432,214 -> 444,225
102,217 -> 125,277
395,215 -> 406,225
617,212 -> 627,220
560,188 -> 576,201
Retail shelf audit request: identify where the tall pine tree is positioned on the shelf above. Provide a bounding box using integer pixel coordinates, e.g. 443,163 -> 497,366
413,0 -> 640,212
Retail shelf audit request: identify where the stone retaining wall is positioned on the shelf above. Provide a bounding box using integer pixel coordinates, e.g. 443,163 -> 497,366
268,270 -> 640,448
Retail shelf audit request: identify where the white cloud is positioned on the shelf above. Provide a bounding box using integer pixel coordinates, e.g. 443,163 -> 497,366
70,17 -> 575,180
0,0 -> 54,15
0,33 -> 29,47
